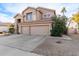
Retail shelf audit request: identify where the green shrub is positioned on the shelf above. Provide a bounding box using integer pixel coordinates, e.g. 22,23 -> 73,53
8,24 -> 15,34
9,28 -> 15,34
50,20 -> 63,36
50,16 -> 67,37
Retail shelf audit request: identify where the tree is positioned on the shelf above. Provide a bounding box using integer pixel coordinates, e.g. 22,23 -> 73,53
61,7 -> 68,35
72,12 -> 79,30
61,7 -> 67,16
50,16 -> 66,37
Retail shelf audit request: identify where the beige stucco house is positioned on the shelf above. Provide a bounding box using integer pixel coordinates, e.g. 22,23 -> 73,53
14,7 -> 56,35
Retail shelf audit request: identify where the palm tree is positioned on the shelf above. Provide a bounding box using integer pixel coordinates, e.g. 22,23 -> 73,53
61,7 -> 67,16
61,7 -> 68,35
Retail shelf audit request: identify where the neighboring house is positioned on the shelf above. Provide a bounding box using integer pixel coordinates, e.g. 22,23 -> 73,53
0,23 -> 12,33
14,7 -> 56,35
67,18 -> 78,33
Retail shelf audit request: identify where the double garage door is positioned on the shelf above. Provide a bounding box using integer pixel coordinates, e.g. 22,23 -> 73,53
22,25 -> 50,35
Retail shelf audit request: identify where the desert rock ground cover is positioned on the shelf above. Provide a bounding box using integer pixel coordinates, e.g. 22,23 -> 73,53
32,34 -> 79,56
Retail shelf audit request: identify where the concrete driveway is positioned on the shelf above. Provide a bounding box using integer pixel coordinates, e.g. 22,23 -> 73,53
0,34 -> 46,56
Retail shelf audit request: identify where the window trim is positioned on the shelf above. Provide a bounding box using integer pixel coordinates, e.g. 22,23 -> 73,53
26,12 -> 32,21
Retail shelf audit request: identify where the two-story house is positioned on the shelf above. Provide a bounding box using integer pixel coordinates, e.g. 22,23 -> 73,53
14,7 -> 56,35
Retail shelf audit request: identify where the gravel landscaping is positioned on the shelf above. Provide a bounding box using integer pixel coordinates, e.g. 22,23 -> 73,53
32,35 -> 79,56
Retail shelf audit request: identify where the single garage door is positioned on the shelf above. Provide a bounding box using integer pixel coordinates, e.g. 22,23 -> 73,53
22,26 -> 29,34
31,25 -> 50,35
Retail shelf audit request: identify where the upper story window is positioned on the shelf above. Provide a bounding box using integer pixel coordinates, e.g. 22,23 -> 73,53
44,15 -> 47,17
44,13 -> 50,18
48,14 -> 50,17
26,12 -> 32,21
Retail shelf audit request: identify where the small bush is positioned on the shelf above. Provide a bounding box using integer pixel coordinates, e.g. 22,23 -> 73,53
8,24 -> 15,34
9,28 -> 15,34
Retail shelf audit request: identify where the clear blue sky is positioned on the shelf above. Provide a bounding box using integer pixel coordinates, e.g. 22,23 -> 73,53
0,3 -> 79,23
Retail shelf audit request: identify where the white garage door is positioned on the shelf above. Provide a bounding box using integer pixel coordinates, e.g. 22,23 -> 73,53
31,25 -> 50,35
22,26 -> 29,34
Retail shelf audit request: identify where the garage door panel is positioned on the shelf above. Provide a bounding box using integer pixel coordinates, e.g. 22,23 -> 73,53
22,27 -> 29,34
31,26 -> 49,35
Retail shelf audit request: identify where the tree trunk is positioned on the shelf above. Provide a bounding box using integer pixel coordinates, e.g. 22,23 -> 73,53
63,12 -> 65,16
67,19 -> 71,28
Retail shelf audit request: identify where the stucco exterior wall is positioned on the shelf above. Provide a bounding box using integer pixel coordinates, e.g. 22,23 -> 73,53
37,8 -> 56,20
14,7 -> 55,35
22,8 -> 37,22
36,10 -> 42,20
14,14 -> 23,33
